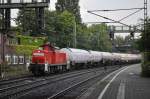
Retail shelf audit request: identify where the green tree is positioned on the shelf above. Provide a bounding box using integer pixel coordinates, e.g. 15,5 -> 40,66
88,24 -> 112,51
44,10 -> 58,44
137,18 -> 150,76
16,9 -> 58,37
114,36 -> 125,47
55,10 -> 75,48
56,0 -> 81,24
16,8 -> 36,35
76,24 -> 91,49
138,18 -> 150,52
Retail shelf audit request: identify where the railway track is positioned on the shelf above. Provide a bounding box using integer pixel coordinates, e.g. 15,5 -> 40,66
47,66 -> 123,99
0,67 -> 107,99
0,74 -> 32,86
0,67 -> 103,89
0,77 -> 34,89
47,73 -> 103,99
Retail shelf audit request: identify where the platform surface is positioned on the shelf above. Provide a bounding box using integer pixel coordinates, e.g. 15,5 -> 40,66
78,64 -> 150,99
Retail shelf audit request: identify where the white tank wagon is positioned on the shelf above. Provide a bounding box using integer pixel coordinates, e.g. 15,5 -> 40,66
136,54 -> 142,61
100,52 -> 114,66
118,53 -> 141,64
111,53 -> 122,65
61,48 -> 91,69
61,48 -> 141,69
127,54 -> 141,63
89,51 -> 103,66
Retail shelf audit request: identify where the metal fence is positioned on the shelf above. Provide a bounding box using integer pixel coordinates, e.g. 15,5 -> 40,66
4,54 -> 30,65
0,0 -> 49,4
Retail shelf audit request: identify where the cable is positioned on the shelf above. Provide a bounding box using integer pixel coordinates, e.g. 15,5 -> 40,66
87,11 -> 142,32
87,11 -> 130,27
89,7 -> 144,12
84,22 -> 116,24
118,9 -> 143,22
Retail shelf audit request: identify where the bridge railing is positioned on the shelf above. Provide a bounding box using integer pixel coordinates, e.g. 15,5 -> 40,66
109,26 -> 142,33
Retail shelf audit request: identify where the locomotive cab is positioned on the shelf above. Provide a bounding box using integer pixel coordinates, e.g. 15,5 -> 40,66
29,43 -> 68,76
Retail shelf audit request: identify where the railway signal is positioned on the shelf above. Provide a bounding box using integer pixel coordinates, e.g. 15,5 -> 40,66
108,26 -> 115,39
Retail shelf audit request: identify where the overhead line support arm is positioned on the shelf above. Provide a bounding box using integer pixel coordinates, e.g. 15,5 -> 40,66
89,7 -> 144,12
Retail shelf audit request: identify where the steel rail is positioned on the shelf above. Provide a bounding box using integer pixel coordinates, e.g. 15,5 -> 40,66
47,66 -> 123,99
0,67 -> 103,99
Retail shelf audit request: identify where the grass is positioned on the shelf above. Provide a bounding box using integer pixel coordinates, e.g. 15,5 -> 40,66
0,64 -> 31,79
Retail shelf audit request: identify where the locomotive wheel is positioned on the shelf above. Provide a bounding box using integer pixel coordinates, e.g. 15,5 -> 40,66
62,65 -> 67,72
39,70 -> 45,76
33,70 -> 40,76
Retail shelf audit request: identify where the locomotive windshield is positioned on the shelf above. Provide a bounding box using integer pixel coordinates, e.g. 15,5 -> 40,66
38,47 -> 44,50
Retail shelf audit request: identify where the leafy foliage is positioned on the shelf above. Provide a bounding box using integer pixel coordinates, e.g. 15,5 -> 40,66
137,18 -> 150,76
88,24 -> 112,51
137,18 -> 150,52
12,35 -> 46,56
44,10 -> 57,43
56,0 -> 81,24
114,36 -> 126,47
141,60 -> 150,77
17,35 -> 46,46
14,45 -> 38,56
16,9 -> 36,35
54,10 -> 75,48
15,4 -> 112,52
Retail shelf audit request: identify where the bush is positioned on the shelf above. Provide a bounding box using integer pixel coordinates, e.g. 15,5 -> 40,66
14,45 -> 39,56
0,64 -> 30,79
17,35 -> 46,46
141,61 -> 150,77
143,52 -> 150,62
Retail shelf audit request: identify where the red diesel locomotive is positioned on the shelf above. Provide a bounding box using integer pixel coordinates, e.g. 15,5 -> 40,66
29,43 -> 69,75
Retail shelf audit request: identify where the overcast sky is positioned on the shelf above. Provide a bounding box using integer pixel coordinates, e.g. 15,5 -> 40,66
49,0 -> 150,25
12,0 -> 150,25
49,0 -> 150,38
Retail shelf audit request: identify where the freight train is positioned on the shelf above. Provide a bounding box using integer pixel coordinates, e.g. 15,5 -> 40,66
28,43 -> 141,76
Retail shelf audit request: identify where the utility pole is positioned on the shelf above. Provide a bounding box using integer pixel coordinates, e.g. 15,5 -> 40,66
143,0 -> 148,62
73,17 -> 77,48
144,0 -> 147,36
97,32 -> 100,49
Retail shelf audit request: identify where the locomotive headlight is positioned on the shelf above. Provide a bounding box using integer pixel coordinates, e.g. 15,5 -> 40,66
45,62 -> 48,72
33,53 -> 44,56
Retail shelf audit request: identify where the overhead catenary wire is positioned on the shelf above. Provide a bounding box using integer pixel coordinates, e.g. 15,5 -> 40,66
89,7 -> 144,12
118,8 -> 143,22
87,11 -> 131,27
87,11 -> 142,32
84,22 -> 116,24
